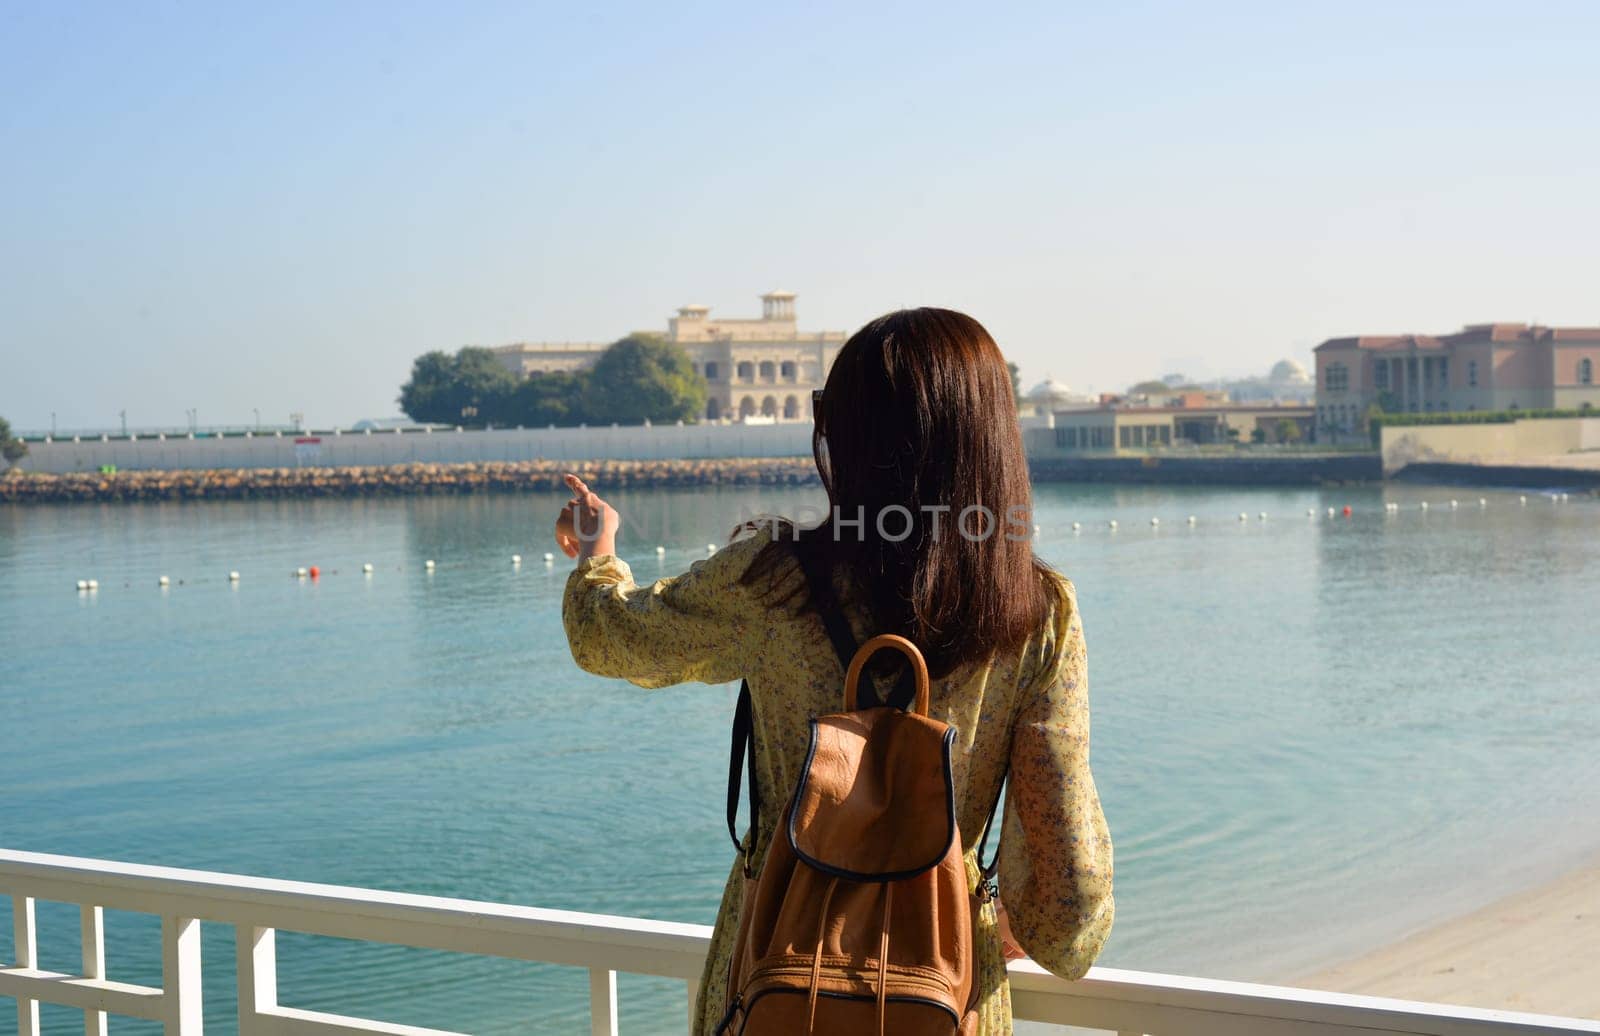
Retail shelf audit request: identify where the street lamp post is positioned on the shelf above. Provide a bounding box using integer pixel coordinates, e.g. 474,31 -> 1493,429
120,409 -> 127,436
253,408 -> 261,431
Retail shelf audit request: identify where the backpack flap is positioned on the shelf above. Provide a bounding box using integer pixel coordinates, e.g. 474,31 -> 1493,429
787,708 -> 958,881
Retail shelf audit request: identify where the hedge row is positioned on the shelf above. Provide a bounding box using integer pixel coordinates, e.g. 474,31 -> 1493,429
1373,407 -> 1596,428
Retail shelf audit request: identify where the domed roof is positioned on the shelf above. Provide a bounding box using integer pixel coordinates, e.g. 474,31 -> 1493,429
1028,377 -> 1075,402
1270,359 -> 1310,383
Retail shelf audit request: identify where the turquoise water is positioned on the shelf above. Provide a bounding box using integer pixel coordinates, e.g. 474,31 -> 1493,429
2,484 -> 1598,1034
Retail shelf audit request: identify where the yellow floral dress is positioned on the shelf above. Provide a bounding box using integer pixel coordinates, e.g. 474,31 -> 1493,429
562,527 -> 1113,1035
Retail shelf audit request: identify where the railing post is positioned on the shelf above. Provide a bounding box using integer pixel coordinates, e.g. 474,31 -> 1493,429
81,904 -> 107,1036
589,967 -> 618,1036
13,895 -> 40,1036
235,925 -> 278,1035
161,915 -> 203,1034
687,979 -> 698,1034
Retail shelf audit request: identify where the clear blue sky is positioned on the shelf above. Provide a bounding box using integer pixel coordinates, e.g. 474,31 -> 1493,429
3,1 -> 1598,431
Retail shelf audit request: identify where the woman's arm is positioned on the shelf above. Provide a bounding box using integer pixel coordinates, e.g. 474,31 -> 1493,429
558,476 -> 768,688
996,578 -> 1115,978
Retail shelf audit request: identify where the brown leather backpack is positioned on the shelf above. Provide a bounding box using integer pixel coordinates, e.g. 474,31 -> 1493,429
717,632 -> 998,1036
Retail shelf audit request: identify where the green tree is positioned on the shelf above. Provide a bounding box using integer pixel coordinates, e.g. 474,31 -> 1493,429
583,335 -> 705,424
1275,418 -> 1302,443
1129,379 -> 1171,394
0,415 -> 27,469
506,369 -> 589,427
1249,427 -> 1267,444
398,348 -> 520,427
1006,361 -> 1021,400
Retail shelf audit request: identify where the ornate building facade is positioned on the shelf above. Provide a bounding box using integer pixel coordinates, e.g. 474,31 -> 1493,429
491,291 -> 847,422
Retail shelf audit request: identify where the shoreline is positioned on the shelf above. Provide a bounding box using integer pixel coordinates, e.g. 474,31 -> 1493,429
0,458 -> 823,503
1293,855 -> 1600,1019
6,454 -> 1598,504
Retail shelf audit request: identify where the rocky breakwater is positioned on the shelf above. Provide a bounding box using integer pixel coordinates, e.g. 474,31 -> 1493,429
0,458 -> 822,504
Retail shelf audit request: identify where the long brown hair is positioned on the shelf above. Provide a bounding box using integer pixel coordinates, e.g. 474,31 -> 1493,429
741,307 -> 1053,679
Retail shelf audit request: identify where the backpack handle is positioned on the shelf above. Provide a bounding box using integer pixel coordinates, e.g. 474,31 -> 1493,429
844,634 -> 931,715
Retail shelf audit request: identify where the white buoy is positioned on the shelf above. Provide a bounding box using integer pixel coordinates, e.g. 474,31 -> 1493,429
655,545 -> 666,555
76,579 -> 88,591
1306,508 -> 1315,517
1107,519 -> 1118,531
1478,498 -> 1487,508
1449,499 -> 1459,509
1258,511 -> 1268,521
424,560 -> 436,570
158,575 -> 170,587
1033,524 -> 1042,536
1187,515 -> 1197,525
1238,512 -> 1248,522
511,554 -> 522,565
228,571 -> 240,582
86,579 -> 99,591
543,552 -> 555,563
295,567 -> 308,577
1519,495 -> 1527,505
706,543 -> 717,554
1071,521 -> 1081,533
1150,517 -> 1160,527
1326,506 -> 1336,518
1420,502 -> 1429,511
362,563 -> 374,573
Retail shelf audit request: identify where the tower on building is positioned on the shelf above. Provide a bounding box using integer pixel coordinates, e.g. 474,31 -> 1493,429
761,290 -> 796,322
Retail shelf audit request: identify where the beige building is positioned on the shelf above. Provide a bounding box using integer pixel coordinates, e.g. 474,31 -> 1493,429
492,291 -> 847,422
1039,401 -> 1316,453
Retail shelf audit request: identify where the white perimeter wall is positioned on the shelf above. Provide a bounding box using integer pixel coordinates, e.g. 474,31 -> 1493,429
13,423 -> 817,475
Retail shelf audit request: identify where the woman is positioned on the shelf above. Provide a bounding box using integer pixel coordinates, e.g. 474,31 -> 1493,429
557,308 -> 1113,1035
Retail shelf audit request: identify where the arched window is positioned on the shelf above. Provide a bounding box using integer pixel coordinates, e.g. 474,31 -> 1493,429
780,361 -> 797,381
1580,358 -> 1594,385
761,395 -> 778,417
737,362 -> 754,381
783,395 -> 799,419
739,396 -> 757,418
706,398 -> 721,420
704,361 -> 719,381
759,361 -> 776,381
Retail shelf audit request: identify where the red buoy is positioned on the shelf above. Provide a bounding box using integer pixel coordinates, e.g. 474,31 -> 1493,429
308,565 -> 321,579
1342,506 -> 1352,518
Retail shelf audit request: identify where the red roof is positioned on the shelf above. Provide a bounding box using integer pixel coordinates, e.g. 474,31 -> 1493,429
1317,323 -> 1600,351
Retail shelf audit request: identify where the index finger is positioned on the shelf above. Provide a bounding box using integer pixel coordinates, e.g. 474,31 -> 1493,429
563,472 -> 590,496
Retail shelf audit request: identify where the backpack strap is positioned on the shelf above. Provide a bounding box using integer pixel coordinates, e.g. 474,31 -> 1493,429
797,545 -> 859,674
726,679 -> 759,877
974,776 -> 1005,901
798,545 -> 918,709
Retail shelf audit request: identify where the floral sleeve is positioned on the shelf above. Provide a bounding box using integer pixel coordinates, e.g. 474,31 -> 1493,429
997,577 -> 1114,978
561,532 -> 768,689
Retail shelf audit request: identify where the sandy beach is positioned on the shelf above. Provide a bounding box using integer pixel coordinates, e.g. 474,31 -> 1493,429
1298,861 -> 1600,1019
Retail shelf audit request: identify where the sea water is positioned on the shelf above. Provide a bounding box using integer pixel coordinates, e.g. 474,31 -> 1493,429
2,484 -> 1597,1034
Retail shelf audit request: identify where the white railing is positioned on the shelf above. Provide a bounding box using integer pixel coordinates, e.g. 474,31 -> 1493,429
3,849 -> 1597,1036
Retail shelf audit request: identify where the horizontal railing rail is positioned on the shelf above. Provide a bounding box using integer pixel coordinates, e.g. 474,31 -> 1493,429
3,848 -> 1597,1036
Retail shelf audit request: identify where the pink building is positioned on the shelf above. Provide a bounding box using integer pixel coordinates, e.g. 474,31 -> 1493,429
1313,323 -> 1600,441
